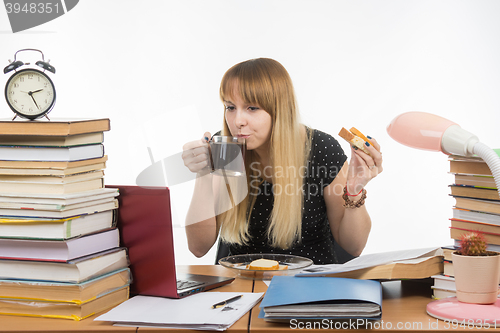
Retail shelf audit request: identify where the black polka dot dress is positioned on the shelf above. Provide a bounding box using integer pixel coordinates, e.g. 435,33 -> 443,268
228,128 -> 347,264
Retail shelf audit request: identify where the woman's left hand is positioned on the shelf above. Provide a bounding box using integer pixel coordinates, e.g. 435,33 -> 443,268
346,137 -> 383,194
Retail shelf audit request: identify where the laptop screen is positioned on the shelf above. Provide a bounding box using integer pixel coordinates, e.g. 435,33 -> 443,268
106,185 -> 179,297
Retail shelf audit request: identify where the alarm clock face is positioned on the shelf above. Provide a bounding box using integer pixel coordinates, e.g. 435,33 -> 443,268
5,68 -> 56,120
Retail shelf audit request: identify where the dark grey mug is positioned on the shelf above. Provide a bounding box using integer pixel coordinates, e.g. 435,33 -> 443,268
209,136 -> 246,177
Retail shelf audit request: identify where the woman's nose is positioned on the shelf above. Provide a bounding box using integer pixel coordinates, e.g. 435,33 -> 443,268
234,110 -> 247,128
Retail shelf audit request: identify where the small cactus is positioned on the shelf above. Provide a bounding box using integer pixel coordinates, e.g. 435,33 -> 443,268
458,231 -> 488,256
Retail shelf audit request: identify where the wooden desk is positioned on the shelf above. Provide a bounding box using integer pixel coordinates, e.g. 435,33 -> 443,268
251,279 -> 500,332
0,265 -> 249,333
2,267 -> 498,332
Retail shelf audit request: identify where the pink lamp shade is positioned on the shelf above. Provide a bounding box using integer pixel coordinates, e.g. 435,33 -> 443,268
386,111 -> 457,153
387,111 -> 480,156
387,111 -> 500,195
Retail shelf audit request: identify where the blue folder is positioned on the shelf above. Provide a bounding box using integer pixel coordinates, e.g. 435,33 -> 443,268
259,276 -> 382,320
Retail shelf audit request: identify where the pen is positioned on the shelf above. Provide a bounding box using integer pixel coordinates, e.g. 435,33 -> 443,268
211,295 -> 243,309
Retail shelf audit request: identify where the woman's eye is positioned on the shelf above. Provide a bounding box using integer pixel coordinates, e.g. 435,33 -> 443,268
248,107 -> 260,111
225,106 -> 235,111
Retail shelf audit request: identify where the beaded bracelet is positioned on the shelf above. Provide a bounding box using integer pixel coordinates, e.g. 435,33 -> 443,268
342,186 -> 367,208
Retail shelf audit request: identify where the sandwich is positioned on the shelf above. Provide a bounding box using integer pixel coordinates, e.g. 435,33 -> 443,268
338,127 -> 372,155
247,258 -> 287,270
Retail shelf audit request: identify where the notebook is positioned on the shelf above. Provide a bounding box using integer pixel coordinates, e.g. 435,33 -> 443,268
106,185 -> 234,298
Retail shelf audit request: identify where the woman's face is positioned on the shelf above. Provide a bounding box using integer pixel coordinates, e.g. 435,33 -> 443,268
224,92 -> 272,154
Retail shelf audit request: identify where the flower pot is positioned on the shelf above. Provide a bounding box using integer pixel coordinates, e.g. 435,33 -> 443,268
452,252 -> 500,304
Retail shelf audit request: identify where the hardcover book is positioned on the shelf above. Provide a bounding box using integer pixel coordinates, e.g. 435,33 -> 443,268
0,170 -> 104,184
0,132 -> 104,147
0,268 -> 131,303
0,285 -> 129,321
449,149 -> 500,176
454,197 -> 500,215
0,210 -> 116,240
0,187 -> 119,210
0,118 -> 110,136
0,198 -> 117,218
0,144 -> 104,162
0,228 -> 120,261
450,185 -> 500,201
0,156 -> 108,173
0,248 -> 128,283
0,178 -> 105,196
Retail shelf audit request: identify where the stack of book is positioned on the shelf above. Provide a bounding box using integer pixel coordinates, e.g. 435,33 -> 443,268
0,119 -> 130,320
431,247 -> 455,299
432,149 -> 500,299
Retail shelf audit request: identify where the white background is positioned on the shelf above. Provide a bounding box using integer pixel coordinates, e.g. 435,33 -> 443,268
1,0 -> 500,265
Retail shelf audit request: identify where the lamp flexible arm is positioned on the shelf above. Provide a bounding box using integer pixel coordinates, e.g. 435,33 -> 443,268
473,142 -> 500,196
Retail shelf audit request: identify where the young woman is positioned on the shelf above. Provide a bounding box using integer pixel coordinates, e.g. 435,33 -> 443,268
182,58 -> 383,264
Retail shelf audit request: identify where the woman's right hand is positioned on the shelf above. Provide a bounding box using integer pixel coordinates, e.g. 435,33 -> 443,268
182,132 -> 211,174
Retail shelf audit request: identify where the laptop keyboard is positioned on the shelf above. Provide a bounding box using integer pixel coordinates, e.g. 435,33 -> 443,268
176,279 -> 204,290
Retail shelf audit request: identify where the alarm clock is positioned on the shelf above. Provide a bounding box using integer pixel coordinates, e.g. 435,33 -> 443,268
4,49 -> 56,121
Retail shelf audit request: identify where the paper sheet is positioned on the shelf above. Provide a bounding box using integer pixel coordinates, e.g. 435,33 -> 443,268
95,292 -> 263,331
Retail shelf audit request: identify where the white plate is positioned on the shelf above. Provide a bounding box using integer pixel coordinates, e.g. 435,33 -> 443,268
219,253 -> 313,280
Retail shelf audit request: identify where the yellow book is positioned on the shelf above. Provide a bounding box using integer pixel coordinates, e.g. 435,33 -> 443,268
0,268 -> 130,304
0,286 -> 129,321
0,156 -> 108,172
0,162 -> 106,176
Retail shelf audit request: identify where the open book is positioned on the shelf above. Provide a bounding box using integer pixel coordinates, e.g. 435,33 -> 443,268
296,247 -> 443,280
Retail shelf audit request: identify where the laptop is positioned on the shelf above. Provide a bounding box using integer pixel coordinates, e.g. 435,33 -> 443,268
106,185 -> 234,298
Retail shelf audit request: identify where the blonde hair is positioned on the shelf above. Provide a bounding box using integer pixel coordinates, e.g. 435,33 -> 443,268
217,58 -> 311,249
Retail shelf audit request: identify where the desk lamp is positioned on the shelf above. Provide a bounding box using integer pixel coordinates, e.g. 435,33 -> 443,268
386,111 -> 500,195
